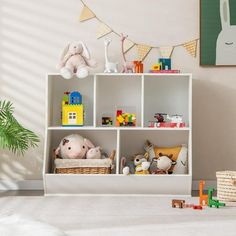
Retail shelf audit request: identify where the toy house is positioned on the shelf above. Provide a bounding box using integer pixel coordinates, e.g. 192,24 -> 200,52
62,91 -> 84,126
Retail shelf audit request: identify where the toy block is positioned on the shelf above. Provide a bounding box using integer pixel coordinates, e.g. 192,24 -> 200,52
208,188 -> 225,208
172,199 -> 185,208
193,205 -> 203,210
183,203 -> 194,208
199,180 -> 208,206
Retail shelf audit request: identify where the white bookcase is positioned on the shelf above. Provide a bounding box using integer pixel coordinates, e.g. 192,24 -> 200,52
43,73 -> 192,195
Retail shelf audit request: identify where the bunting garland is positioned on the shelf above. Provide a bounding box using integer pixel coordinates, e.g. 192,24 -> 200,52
79,0 -> 199,61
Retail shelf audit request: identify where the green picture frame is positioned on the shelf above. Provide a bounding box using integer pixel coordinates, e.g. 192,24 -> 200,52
200,0 -> 236,66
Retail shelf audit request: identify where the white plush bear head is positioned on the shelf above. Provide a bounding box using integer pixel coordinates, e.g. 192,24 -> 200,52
86,146 -> 102,159
154,153 -> 176,173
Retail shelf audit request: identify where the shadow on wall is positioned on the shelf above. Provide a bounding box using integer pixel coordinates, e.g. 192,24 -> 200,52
0,0 -> 83,184
192,79 -> 236,180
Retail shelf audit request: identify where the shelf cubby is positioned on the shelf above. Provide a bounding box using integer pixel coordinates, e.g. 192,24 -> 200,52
47,74 -> 94,127
95,75 -> 142,127
144,75 -> 191,127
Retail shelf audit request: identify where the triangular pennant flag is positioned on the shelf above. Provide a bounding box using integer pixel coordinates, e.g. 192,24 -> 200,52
123,39 -> 135,53
159,46 -> 174,58
79,5 -> 95,22
183,40 -> 197,57
136,44 -> 151,61
97,22 -> 112,39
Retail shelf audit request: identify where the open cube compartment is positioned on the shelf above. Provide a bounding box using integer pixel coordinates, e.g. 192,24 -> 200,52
47,74 -> 94,127
95,75 -> 142,127
144,75 -> 191,127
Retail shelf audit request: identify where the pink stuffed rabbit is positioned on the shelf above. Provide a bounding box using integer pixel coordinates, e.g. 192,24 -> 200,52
58,41 -> 96,79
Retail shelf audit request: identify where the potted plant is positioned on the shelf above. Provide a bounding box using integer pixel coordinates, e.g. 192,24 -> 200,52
0,100 -> 39,154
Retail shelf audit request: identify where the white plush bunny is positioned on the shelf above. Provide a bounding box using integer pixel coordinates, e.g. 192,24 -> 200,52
58,41 -> 96,79
216,0 -> 236,65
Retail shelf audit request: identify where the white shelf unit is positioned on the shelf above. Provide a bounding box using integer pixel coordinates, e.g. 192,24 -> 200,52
44,73 -> 192,195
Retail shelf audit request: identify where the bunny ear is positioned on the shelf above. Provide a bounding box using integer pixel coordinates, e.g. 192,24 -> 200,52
60,43 -> 70,62
79,41 -> 90,60
220,0 -> 230,29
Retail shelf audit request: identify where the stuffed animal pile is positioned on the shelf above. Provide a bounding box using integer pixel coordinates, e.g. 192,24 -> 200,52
121,140 -> 188,175
55,134 -> 106,159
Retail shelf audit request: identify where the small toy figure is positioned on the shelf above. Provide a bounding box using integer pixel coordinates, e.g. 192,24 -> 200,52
116,110 -> 136,127
62,91 -> 84,126
104,38 -> 118,73
193,205 -> 203,210
151,63 -> 161,71
102,116 -> 113,126
152,153 -> 176,174
154,113 -> 166,122
120,34 -> 135,73
58,41 -> 96,79
133,61 -> 144,73
172,199 -> 185,208
199,180 -> 208,206
134,153 -> 150,175
159,58 -> 171,70
167,114 -> 183,123
208,188 -> 225,208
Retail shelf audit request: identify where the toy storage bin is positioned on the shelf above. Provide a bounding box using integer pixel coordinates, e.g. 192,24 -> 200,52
217,171 -> 236,202
53,150 -> 116,174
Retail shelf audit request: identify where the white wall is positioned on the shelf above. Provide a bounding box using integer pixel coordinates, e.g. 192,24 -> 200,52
0,0 -> 236,184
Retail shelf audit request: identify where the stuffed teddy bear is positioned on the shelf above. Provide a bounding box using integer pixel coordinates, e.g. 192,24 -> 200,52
152,153 -> 176,174
58,41 -> 96,80
55,134 -> 94,159
86,146 -> 102,159
121,153 -> 150,175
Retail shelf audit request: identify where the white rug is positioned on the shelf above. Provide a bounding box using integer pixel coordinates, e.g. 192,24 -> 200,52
0,196 -> 236,236
0,214 -> 66,236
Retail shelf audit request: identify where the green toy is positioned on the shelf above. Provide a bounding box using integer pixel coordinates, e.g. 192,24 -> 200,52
208,188 -> 225,208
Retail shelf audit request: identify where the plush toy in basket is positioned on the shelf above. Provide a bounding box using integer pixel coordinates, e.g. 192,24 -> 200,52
53,134 -> 116,174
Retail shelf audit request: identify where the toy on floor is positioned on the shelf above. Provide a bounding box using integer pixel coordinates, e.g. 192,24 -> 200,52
193,205 -> 203,210
144,140 -> 188,174
55,134 -> 95,159
208,188 -> 225,208
199,180 -> 208,206
172,199 -> 185,208
120,34 -> 134,73
58,41 -> 96,79
152,153 -> 176,174
62,91 -> 84,126
116,110 -> 136,127
104,38 -> 118,73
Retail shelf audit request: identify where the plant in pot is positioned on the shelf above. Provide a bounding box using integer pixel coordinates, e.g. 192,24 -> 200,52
0,100 -> 39,154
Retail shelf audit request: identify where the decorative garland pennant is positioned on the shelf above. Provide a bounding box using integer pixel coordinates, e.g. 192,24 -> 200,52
79,1 -> 199,61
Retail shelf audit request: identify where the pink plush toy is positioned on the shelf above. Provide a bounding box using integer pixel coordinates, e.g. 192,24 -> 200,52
58,41 -> 96,80
55,134 -> 94,159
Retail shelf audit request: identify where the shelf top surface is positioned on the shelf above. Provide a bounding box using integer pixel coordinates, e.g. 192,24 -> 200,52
47,72 -> 193,77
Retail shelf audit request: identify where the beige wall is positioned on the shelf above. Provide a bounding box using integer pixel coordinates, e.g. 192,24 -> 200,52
0,0 -> 235,182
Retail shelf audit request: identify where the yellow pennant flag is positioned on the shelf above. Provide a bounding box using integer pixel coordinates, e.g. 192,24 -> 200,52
136,44 -> 151,61
97,22 -> 112,39
79,6 -> 95,22
183,40 -> 197,57
159,46 -> 174,58
123,39 -> 135,53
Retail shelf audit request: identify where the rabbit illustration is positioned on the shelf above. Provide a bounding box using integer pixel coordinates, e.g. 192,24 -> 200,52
216,0 -> 236,65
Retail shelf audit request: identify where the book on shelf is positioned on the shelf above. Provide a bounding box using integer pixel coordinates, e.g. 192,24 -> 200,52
149,70 -> 180,73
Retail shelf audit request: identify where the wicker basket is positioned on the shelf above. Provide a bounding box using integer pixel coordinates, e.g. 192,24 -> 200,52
216,171 -> 236,202
53,150 -> 116,174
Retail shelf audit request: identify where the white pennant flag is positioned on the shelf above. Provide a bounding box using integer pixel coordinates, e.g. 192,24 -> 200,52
123,39 -> 135,53
97,22 -> 112,39
159,46 -> 174,58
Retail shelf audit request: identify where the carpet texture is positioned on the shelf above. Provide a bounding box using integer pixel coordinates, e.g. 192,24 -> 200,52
0,196 -> 236,236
